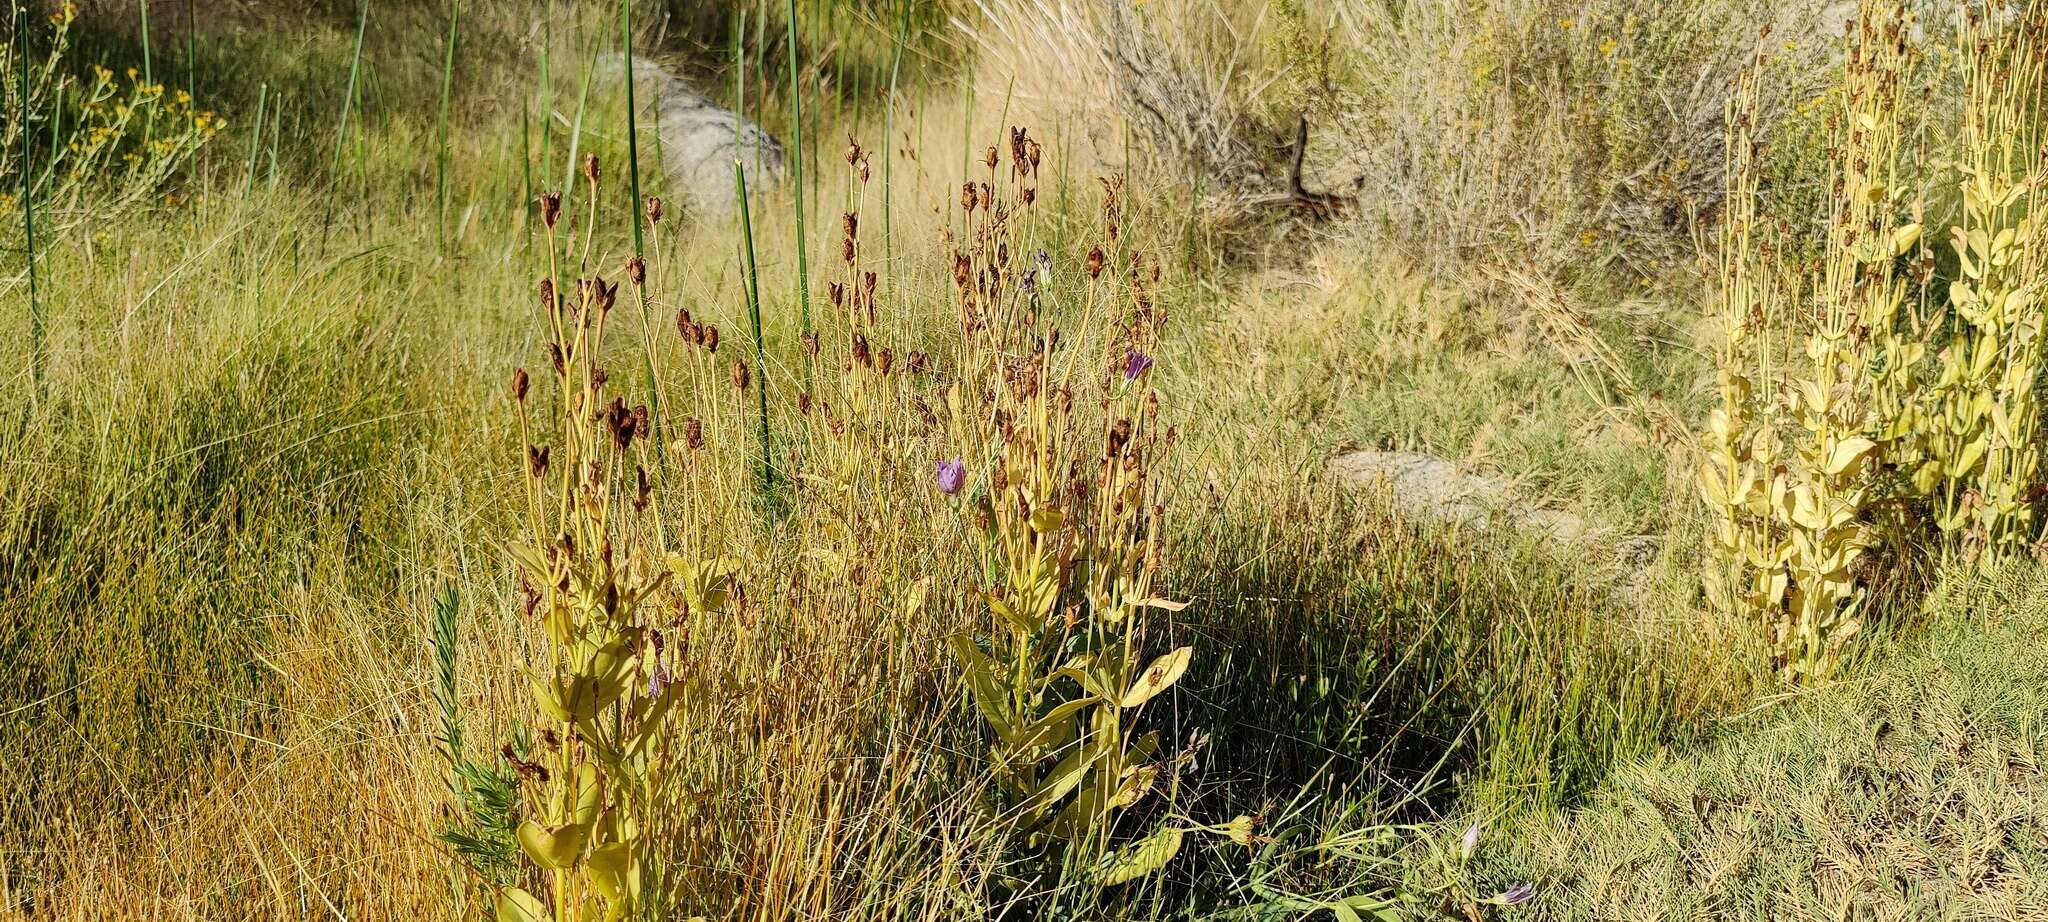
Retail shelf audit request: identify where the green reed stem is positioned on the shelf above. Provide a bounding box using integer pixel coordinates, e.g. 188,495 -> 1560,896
242,83 -> 266,199
436,0 -> 461,251
884,0 -> 906,270
322,0 -> 368,244
622,1 -> 644,259
17,5 -> 43,402
786,0 -> 810,333
621,0 -> 660,435
735,162 -> 775,495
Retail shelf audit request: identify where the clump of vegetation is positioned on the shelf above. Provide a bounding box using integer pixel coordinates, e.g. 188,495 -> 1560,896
1703,0 -> 2048,682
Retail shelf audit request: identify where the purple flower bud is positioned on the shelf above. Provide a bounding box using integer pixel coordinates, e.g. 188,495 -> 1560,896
1123,348 -> 1154,381
936,458 -> 966,495
1499,883 -> 1534,906
1461,821 -> 1480,861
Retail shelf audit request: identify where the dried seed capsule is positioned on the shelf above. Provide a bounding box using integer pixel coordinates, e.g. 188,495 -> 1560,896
539,277 -> 556,313
962,183 -> 977,213
528,444 -> 550,477
512,367 -> 530,402
983,146 -> 998,170
877,347 -> 894,376
583,153 -> 601,184
676,309 -> 693,340
684,417 -> 705,450
842,212 -> 858,240
829,282 -> 846,308
732,359 -> 751,392
1086,246 -> 1105,279
627,256 -> 646,287
645,195 -> 664,224
704,325 -> 720,352
539,192 -> 562,229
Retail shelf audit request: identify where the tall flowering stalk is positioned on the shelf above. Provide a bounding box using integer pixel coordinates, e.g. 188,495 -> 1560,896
1926,4 -> 2048,565
496,157 -> 711,922
941,134 -> 1240,891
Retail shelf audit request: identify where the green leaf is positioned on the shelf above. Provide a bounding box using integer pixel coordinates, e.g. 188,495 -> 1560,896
1086,825 -> 1184,885
496,887 -> 550,922
1121,646 -> 1193,707
517,819 -> 587,869
947,633 -> 1013,734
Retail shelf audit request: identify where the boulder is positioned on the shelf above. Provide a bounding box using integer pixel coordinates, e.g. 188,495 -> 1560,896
605,54 -> 786,215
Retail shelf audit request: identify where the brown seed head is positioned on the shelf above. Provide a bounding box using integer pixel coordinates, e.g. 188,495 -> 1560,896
684,417 -> 705,450
877,347 -> 894,376
732,359 -> 751,392
1086,246 -> 1105,279
646,195 -> 664,224
962,182 -> 977,213
983,146 -> 998,170
583,153 -> 601,184
540,192 -> 562,228
512,368 -> 530,402
627,256 -> 646,287
539,277 -> 557,313
704,325 -> 720,352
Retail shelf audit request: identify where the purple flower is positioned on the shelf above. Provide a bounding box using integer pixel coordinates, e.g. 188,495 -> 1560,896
646,660 -> 671,698
936,458 -> 966,495
1460,821 -> 1480,861
1498,883 -> 1535,906
1123,349 -> 1154,381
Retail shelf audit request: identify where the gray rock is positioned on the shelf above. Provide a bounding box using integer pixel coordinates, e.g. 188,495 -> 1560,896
604,54 -> 786,214
1328,449 -> 1662,604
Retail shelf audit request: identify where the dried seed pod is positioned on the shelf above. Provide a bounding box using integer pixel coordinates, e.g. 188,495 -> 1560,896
732,359 -> 751,392
1086,246 -> 1106,279
801,330 -> 821,358
829,282 -> 846,308
842,236 -> 856,265
528,444 -> 551,477
645,195 -> 664,224
798,391 -> 814,415
676,309 -> 693,340
684,417 -> 705,451
842,212 -> 858,240
983,146 -> 998,170
627,256 -> 646,287
539,277 -> 557,313
539,192 -> 562,228
583,153 -> 601,184
634,465 -> 651,511
877,347 -> 894,376
704,325 -> 720,352
863,271 -> 877,297
908,350 -> 930,375
512,368 -> 530,402
852,333 -> 872,368
962,183 -> 977,213
548,342 -> 567,376
845,136 -> 863,166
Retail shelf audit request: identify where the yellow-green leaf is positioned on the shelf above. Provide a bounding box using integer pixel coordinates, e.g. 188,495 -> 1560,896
496,887 -> 550,922
1087,826 -> 1185,885
517,820 -> 587,869
1121,646 -> 1194,708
